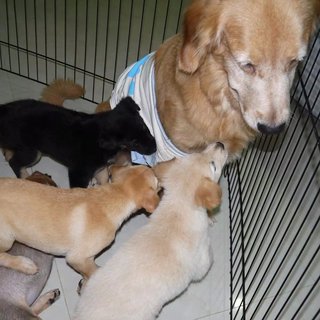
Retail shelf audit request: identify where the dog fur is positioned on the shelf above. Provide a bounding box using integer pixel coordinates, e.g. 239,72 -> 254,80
40,79 -> 85,106
154,0 -> 319,157
103,0 -> 318,162
0,97 -> 156,187
73,142 -> 227,320
0,165 -> 160,292
0,171 -> 60,320
40,79 -> 130,185
1,79 -> 85,178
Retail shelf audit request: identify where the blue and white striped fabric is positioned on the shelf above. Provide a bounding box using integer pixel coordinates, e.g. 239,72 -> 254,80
109,52 -> 187,166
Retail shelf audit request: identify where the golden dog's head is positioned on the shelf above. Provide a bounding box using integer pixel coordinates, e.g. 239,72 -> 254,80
179,0 -> 319,134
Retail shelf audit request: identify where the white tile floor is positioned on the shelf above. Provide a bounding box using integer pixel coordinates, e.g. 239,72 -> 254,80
0,70 -> 231,320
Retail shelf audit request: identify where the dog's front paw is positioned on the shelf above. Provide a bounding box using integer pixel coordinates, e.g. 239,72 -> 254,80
77,278 -> 85,295
48,289 -> 61,305
208,215 -> 216,226
14,255 -> 38,274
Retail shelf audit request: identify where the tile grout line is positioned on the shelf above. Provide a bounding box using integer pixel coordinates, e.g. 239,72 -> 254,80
54,258 -> 73,320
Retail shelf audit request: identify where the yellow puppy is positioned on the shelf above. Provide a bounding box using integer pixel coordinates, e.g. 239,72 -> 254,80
0,165 -> 160,290
73,142 -> 227,320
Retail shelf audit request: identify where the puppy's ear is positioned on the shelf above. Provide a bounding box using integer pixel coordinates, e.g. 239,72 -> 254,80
108,164 -> 129,183
195,178 -> 222,209
141,190 -> 160,213
178,0 -> 223,73
152,158 -> 176,183
114,150 -> 132,166
117,97 -> 140,113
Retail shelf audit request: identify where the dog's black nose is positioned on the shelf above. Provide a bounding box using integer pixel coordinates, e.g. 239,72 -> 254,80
216,142 -> 225,149
257,122 -> 286,135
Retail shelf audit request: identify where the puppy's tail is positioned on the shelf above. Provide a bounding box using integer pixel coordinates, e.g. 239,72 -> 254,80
41,79 -> 85,106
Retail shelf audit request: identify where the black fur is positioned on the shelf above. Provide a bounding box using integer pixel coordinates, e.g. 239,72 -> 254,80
0,97 -> 156,187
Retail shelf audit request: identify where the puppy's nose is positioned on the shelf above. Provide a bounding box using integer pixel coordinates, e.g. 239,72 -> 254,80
257,122 -> 286,135
216,142 -> 225,149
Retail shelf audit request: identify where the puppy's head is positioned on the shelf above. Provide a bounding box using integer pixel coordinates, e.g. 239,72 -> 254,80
26,171 -> 57,187
179,0 -> 319,134
110,164 -> 160,213
102,97 -> 156,155
153,142 -> 227,210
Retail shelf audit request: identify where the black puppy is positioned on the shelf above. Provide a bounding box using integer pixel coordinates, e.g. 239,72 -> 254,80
0,97 -> 156,187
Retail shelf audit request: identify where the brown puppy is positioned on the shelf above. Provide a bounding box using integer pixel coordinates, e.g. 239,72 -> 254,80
107,0 -> 318,164
0,165 -> 160,290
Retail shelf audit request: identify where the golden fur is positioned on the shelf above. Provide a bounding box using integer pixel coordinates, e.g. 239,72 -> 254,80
97,0 -> 318,161
154,0 -> 319,158
26,171 -> 58,187
41,79 -> 85,106
0,165 -> 160,291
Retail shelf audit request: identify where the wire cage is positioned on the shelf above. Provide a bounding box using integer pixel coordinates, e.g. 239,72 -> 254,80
0,0 -> 189,103
0,1 -> 319,319
227,30 -> 320,320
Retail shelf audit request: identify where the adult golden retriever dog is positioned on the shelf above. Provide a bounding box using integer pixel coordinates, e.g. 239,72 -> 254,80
108,0 -> 319,164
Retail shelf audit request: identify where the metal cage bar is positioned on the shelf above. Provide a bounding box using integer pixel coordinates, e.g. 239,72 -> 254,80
0,0 -> 188,104
0,2 -> 319,319
228,29 -> 320,320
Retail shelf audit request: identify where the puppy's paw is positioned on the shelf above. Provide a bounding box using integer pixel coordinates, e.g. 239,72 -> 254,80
15,256 -> 38,274
48,289 -> 61,305
77,278 -> 87,295
208,215 -> 216,226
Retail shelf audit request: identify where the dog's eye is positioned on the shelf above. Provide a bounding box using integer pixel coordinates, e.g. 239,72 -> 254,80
241,63 -> 256,75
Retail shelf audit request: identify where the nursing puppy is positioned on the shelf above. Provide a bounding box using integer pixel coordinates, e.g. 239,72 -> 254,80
0,97 -> 156,187
107,0 -> 319,164
0,171 -> 60,320
0,165 -> 160,292
73,142 -> 227,320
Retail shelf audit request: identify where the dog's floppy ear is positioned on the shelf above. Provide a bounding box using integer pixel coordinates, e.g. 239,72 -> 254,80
152,158 -> 176,183
140,190 -> 160,213
195,178 -> 222,209
178,0 -> 223,73
109,163 -> 131,182
117,97 -> 140,113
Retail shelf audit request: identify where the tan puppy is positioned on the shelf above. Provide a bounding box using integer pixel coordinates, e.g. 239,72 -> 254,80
0,165 -> 160,289
73,142 -> 227,320
0,171 -> 60,320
